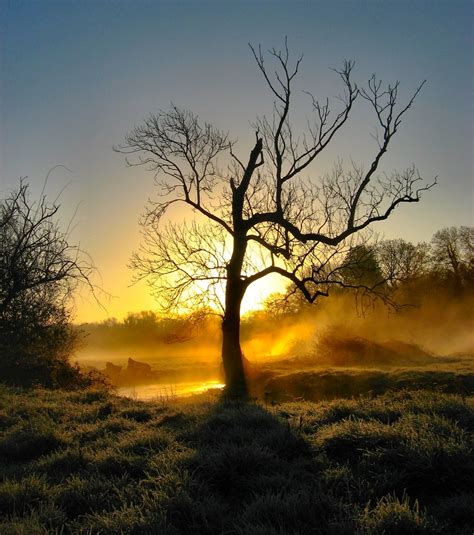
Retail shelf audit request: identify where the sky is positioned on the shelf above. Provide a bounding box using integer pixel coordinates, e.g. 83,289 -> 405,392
1,0 -> 473,323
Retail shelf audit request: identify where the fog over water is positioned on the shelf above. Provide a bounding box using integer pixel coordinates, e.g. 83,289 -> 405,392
77,286 -> 474,400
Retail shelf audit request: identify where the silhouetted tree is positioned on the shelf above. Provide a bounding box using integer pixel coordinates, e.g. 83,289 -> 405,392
340,245 -> 384,288
118,41 -> 434,398
0,180 -> 95,386
377,239 -> 431,286
430,226 -> 474,291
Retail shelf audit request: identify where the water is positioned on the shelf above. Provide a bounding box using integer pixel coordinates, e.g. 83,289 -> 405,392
117,380 -> 225,400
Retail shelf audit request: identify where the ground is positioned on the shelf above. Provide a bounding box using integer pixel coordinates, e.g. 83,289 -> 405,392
0,384 -> 473,534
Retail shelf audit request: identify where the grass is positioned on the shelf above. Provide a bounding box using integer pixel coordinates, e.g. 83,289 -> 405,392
260,367 -> 474,402
0,384 -> 472,534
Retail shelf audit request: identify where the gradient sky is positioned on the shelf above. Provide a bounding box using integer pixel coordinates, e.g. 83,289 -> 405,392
1,0 -> 473,322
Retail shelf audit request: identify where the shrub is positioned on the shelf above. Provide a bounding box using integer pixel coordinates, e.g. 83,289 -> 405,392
0,181 -> 95,389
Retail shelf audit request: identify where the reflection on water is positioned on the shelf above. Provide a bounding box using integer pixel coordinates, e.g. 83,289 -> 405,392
117,380 -> 225,400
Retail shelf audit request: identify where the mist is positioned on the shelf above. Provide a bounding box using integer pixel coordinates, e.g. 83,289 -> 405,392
75,280 -> 474,391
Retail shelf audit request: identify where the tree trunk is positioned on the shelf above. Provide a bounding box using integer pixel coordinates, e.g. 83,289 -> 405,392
221,138 -> 263,399
221,238 -> 248,399
221,302 -> 247,399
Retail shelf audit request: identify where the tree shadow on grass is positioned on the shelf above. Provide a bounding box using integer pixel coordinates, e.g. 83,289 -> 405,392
165,400 -> 355,535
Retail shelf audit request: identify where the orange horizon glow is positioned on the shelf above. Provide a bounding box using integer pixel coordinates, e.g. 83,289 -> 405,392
3,2 -> 473,337
74,270 -> 287,324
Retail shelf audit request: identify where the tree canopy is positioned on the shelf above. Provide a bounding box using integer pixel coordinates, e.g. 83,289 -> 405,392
118,42 -> 435,397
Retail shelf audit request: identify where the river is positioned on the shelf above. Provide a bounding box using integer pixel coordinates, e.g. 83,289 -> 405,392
117,380 -> 225,400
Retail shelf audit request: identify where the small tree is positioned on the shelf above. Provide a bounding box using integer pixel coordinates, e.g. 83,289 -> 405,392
0,180 -> 94,387
118,42 -> 434,398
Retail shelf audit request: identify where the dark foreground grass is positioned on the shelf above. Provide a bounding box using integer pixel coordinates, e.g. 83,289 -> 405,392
0,385 -> 472,534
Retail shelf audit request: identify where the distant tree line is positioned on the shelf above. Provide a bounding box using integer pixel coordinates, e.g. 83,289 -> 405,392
353,226 -> 473,301
82,226 -> 473,347
81,310 -> 215,350
269,226 -> 474,315
1,178 -> 471,388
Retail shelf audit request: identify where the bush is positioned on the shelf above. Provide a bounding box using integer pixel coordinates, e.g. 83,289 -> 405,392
0,180 -> 95,389
315,327 -> 434,367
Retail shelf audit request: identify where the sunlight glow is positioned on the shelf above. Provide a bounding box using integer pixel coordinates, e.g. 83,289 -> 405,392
118,381 -> 225,400
241,273 -> 287,315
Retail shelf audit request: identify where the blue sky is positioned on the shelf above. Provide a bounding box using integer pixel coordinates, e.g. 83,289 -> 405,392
1,0 -> 472,321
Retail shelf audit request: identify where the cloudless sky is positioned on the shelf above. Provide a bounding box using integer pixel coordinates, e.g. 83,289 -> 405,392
1,0 -> 473,322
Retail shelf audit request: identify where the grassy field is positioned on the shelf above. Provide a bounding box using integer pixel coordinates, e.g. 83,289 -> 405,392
0,384 -> 473,534
249,345 -> 474,403
258,364 -> 474,403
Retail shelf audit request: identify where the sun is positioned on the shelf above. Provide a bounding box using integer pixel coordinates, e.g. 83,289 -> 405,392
240,272 -> 287,315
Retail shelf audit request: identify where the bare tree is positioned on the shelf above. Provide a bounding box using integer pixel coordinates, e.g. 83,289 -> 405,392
430,226 -> 474,290
0,180 -> 96,386
377,239 -> 431,287
118,42 -> 434,398
0,180 -> 94,316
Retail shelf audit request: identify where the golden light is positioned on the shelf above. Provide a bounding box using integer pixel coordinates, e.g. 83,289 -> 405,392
118,380 -> 226,400
241,272 -> 287,315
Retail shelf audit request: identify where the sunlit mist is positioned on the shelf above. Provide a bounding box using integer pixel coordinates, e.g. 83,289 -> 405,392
118,381 -> 225,400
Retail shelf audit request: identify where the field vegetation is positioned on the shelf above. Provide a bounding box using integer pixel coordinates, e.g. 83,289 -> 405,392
0,386 -> 472,534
